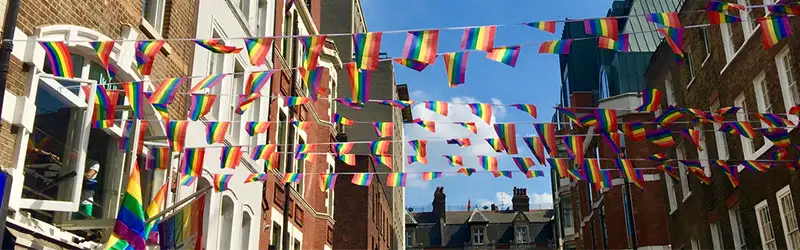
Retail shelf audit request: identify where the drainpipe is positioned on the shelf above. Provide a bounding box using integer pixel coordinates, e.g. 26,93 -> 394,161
0,0 -> 20,124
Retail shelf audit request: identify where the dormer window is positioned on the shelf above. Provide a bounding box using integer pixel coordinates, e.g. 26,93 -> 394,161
516,226 -> 529,243
472,227 -> 485,245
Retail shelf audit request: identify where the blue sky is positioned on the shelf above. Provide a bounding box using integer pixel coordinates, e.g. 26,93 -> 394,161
361,0 -> 614,209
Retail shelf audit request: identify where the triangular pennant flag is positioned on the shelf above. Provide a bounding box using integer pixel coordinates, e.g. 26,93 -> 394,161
512,157 -> 536,173
510,104 -> 537,119
408,140 -> 428,157
244,38 -> 273,66
122,82 -> 153,120
301,67 -> 328,101
401,30 -> 439,65
135,40 -> 166,75
680,128 -> 703,150
601,132 -> 623,156
584,17 -> 619,38
245,121 -> 271,136
189,74 -> 227,93
89,41 -> 114,76
615,158 -> 645,190
373,155 -> 392,168
757,16 -> 792,50
646,12 -> 682,28
494,123 -> 518,155
393,58 -> 435,72
245,70 -> 275,98
623,122 -> 647,141
244,173 -> 268,183
455,122 -> 479,134
484,138 -> 506,153
446,138 -> 472,148
195,39 -> 243,54
212,174 -> 234,192
206,121 -> 230,144
478,155 -> 499,171
657,27 -> 685,62
597,34 -> 630,52
467,103 -> 493,124
523,137 -> 547,165
524,21 -> 557,33
487,46 -> 521,67
422,172 -> 443,180
407,155 -> 428,165
492,171 -> 513,178
636,88 -> 662,112
149,77 -> 184,105
180,148 -> 205,176
370,140 -> 391,155
187,94 -> 217,121
412,118 -> 436,133
538,39 -> 572,54
563,135 -> 585,164
373,122 -> 394,138
338,154 -> 356,166
346,63 -> 371,104
299,35 -> 327,69
460,26 -> 496,52
353,32 -> 383,70
647,128 -> 675,148
443,155 -> 464,166
332,143 -> 355,155
423,101 -> 449,117
534,123 -> 558,157
220,146 -> 243,169
457,168 -> 476,176
320,174 -> 338,191
386,173 -> 407,187
166,120 -> 189,152
283,173 -> 303,184
443,51 -> 469,88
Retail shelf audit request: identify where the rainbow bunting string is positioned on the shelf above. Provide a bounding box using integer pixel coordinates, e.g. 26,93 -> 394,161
346,63 -> 372,104
487,46 -> 521,67
755,113 -> 794,128
583,17 -> 618,38
189,74 -> 227,92
188,94 -> 217,121
402,30 -> 439,65
320,174 -> 338,191
538,39 -> 572,54
460,26 -> 496,52
244,38 -> 272,66
443,51 -> 469,88
494,123 -> 518,155
761,128 -> 792,148
40,42 -> 74,78
299,35 -> 327,69
180,148 -> 205,176
758,16 -> 792,49
422,172 -> 443,180
524,21 -> 557,34
534,123 -> 558,157
213,174 -> 234,192
351,173 -> 374,186
646,12 -> 682,28
206,121 -> 230,144
478,155 -> 499,171
220,146 -> 243,169
386,173 -> 407,187
353,32 -> 383,70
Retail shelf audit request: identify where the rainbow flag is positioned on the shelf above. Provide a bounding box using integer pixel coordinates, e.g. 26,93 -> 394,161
484,138 -> 506,153
283,96 -> 311,107
523,137 -> 547,165
707,1 -> 745,12
245,121 -> 271,136
721,122 -> 757,138
511,104 -> 537,119
647,12 -> 681,28
135,40 -> 166,75
623,122 -> 647,141
718,106 -> 741,115
370,140 -> 391,155
583,159 -> 602,185
319,174 -> 338,191
372,122 -> 394,138
487,46 -> 520,67
563,136 -> 584,164
655,106 -> 682,126
601,132 -> 622,155
351,173 -> 374,186
657,162 -> 679,180
539,39 -> 572,54
106,165 -> 147,250
647,128 -> 675,148
295,144 -> 316,155
478,155 -> 499,171
244,173 -> 267,183
467,103 -> 493,124
346,63 -> 371,104
555,107 -> 581,127
148,98 -> 168,120
235,94 -> 260,115
413,119 -> 436,133
534,123 -> 558,157
424,101 -> 449,117
220,146 -> 243,169
179,175 -> 197,187
756,113 -> 794,128
195,39 -> 242,54
301,67 -> 327,101
251,144 -> 277,161
443,155 -> 464,166
90,41 -> 114,75
681,128 -> 703,150
526,170 -> 545,178
649,152 -> 670,163
549,158 -> 571,179
408,140 -> 427,157
683,108 -> 723,124
767,4 -> 800,15
636,88 -> 662,112
245,70 -> 274,97
594,109 -> 618,133
282,173 -> 303,184
332,143 -> 355,155
596,170 -> 613,189
244,38 -> 272,66
615,158 -> 644,190
512,157 -> 536,173
455,122 -> 479,134
338,154 -> 356,166
460,26 -> 496,52
143,184 -> 167,242
492,171 -> 513,178
292,121 -> 312,132
166,120 -> 189,152
147,147 -> 171,171
40,41 -> 74,78
299,35 -> 327,69
524,21 -> 556,34
386,173 -> 407,187
597,35 -> 630,52
372,99 -> 414,109
761,128 -> 791,148
206,121 -> 229,144
443,52 -> 469,88
494,123 -> 518,155
189,73 -> 227,92
715,160 -> 739,187
579,113 -> 598,127
149,77 -> 184,105
187,94 -> 216,121
446,138 -> 472,147
332,113 -> 355,126
458,168 -> 477,176
401,30 -> 439,65
180,148 -> 205,176
422,172 -> 443,180
122,82 -> 151,119
584,17 -> 618,38
708,11 -> 742,24
658,27 -> 685,61
211,174 -> 234,192
742,160 -> 770,172
682,160 -> 712,185
393,58 -> 435,72
353,32 -> 383,70
91,86 -> 118,128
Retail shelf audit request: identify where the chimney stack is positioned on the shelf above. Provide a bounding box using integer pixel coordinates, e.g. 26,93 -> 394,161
433,187 -> 446,220
512,187 -> 530,211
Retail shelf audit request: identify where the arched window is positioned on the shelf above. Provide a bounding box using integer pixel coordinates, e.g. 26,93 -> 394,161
241,212 -> 252,249
219,195 -> 235,249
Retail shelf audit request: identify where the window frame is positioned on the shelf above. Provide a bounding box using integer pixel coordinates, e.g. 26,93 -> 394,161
700,26 -> 712,66
676,143 -> 691,201
515,225 -> 529,243
695,125 -> 711,177
142,0 -> 167,34
710,101 -> 730,161
472,227 -> 486,245
710,223 -> 723,250
776,47 -> 800,123
734,93 -> 756,159
720,23 -> 736,63
738,0 -> 756,38
730,204 -> 748,250
776,185 -> 800,249
755,199 -> 778,250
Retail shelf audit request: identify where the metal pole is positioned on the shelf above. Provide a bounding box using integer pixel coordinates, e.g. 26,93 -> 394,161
622,179 -> 638,249
144,185 -> 212,224
0,0 -> 20,126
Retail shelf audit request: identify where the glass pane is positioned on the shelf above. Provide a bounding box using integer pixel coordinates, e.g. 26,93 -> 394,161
43,54 -> 85,96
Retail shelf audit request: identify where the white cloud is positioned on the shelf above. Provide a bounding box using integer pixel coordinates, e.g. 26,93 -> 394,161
490,98 -> 508,120
410,90 -> 429,101
405,173 -> 430,189
475,192 -> 513,210
530,192 -> 554,209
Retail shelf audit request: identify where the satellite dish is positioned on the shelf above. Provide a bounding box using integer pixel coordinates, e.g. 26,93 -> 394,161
408,207 -> 414,212
482,205 -> 489,210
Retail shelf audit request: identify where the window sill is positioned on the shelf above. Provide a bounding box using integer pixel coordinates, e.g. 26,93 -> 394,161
701,54 -> 711,68
682,192 -> 692,203
720,24 -> 761,76
687,77 -> 697,89
225,0 -> 255,36
139,18 -> 173,56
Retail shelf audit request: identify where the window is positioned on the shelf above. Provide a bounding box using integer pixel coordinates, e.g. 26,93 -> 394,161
208,31 -> 226,119
730,205 -> 748,250
677,144 -> 691,200
275,109 -> 294,173
219,196 -> 235,249
665,73 -> 677,106
695,125 -> 711,176
281,12 -> 297,63
325,165 -> 334,215
229,62 -> 246,143
516,226 -> 529,243
739,0 -> 756,38
777,48 -> 800,119
241,213 -> 252,249
562,199 -> 574,229
756,200 -> 778,249
665,170 -> 679,212
271,222 -> 282,249
690,236 -> 699,249
700,27 -> 711,65
472,227 -> 485,245
711,223 -> 723,250
256,0 -> 269,37
686,51 -> 696,84
293,136 -> 306,196
734,94 -> 756,158
142,0 -> 166,33
720,23 -> 736,62
777,186 -> 800,249
406,229 -> 414,247
754,72 -> 773,115
293,239 -> 301,250
711,101 -> 730,160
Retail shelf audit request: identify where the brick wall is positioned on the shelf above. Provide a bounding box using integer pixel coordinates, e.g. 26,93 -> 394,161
333,155 -> 394,250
